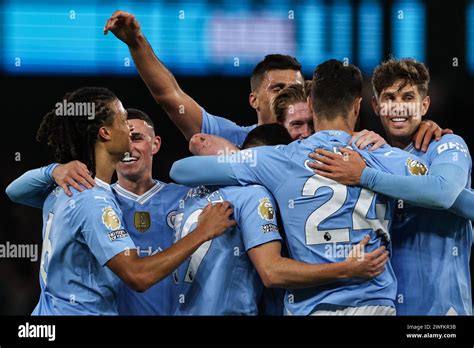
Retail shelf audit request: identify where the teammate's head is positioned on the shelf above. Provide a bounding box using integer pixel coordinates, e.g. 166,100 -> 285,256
271,83 -> 314,140
189,133 -> 239,156
249,54 -> 304,122
117,108 -> 161,182
371,58 -> 431,144
36,87 -> 130,177
309,59 -> 363,129
241,123 -> 293,149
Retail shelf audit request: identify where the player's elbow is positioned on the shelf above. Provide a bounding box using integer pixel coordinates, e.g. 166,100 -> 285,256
5,183 -> 20,203
258,264 -> 283,288
126,272 -> 152,293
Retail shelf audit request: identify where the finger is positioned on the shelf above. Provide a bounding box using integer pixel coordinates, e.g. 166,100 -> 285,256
371,266 -> 385,277
356,136 -> 375,150
314,170 -> 336,180
311,153 -> 335,166
61,184 -> 72,197
369,139 -> 385,151
110,10 -> 129,20
73,174 -> 94,190
315,148 -> 338,159
442,128 -> 453,135
309,162 -> 333,173
67,179 -> 84,193
350,130 -> 367,145
226,219 -> 237,228
421,127 -> 436,152
414,125 -> 428,150
372,251 -> 389,267
80,169 -> 96,187
357,235 -> 371,248
366,245 -> 386,259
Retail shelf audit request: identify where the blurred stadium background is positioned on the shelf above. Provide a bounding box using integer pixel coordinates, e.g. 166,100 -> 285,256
1,0 -> 473,314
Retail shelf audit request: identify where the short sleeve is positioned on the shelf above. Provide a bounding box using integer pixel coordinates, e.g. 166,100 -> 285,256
74,194 -> 136,266
201,108 -> 256,145
236,186 -> 282,251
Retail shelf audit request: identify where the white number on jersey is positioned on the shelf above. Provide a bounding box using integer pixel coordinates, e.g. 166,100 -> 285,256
40,212 -> 54,284
302,175 -> 389,245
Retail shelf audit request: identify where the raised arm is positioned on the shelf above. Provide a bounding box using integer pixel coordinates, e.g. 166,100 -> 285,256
104,11 -> 203,140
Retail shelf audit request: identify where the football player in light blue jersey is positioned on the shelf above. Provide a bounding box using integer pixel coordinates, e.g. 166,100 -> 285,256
308,58 -> 473,315
170,60 -> 443,315
6,88 -> 234,315
172,124 -> 390,315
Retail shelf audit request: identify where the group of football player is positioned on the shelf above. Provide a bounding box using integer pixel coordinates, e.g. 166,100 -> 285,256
6,10 -> 473,316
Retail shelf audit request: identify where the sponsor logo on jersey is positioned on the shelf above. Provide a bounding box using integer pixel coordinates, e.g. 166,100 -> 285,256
258,197 -> 275,221
261,223 -> 278,233
107,229 -> 129,241
102,206 -> 121,230
134,211 -> 151,233
406,158 -> 428,176
437,141 -> 468,157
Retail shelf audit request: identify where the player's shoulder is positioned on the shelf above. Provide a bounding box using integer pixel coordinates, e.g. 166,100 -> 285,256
221,185 -> 275,209
70,185 -> 118,209
427,133 -> 470,156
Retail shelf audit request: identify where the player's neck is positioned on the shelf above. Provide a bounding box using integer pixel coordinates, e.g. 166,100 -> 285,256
257,112 -> 275,125
315,117 -> 354,135
387,135 -> 413,149
117,175 -> 156,196
94,146 -> 118,184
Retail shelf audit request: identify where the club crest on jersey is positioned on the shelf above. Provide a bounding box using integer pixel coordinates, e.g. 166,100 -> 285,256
134,211 -> 151,233
102,206 -> 121,230
258,197 -> 275,221
405,158 -> 428,176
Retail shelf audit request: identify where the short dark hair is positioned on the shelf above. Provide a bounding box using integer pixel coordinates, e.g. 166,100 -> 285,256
311,59 -> 362,120
372,58 -> 430,98
241,123 -> 293,149
250,54 -> 302,92
36,87 -> 119,177
126,108 -> 155,130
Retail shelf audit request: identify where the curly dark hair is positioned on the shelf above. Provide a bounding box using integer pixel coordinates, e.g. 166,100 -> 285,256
36,87 -> 119,177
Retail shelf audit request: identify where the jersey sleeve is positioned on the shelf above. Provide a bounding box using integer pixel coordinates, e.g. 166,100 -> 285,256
235,186 -> 282,251
5,164 -> 58,209
201,108 -> 255,145
358,142 -> 469,210
74,193 -> 136,266
426,134 -> 472,179
229,145 -> 291,193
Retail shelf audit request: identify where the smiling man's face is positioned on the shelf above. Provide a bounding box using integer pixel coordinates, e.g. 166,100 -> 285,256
373,79 -> 430,144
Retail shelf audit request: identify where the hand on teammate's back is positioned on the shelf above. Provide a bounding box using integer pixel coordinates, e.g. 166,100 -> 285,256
52,160 -> 95,196
350,129 -> 387,151
104,10 -> 142,48
196,202 -> 236,241
345,235 -> 389,279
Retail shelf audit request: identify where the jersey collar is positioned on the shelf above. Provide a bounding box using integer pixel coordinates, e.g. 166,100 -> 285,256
113,180 -> 164,204
95,177 -> 112,192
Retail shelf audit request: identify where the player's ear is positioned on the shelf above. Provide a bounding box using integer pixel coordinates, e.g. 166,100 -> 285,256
151,135 -> 161,155
420,95 -> 430,117
371,96 -> 380,116
249,92 -> 259,111
307,95 -> 314,115
353,97 -> 362,118
97,126 -> 112,141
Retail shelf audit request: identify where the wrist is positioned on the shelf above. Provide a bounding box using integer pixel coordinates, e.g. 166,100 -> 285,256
46,163 -> 60,183
128,32 -> 146,50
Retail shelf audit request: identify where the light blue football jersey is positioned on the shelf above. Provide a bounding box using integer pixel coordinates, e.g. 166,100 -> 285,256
172,185 -> 282,315
228,130 -> 428,315
201,108 -> 256,146
391,134 -> 473,315
32,179 -> 136,315
112,181 -> 189,315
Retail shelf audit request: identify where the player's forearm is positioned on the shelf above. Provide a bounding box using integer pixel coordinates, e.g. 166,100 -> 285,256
129,34 -> 202,139
360,163 -> 466,210
170,156 -> 240,186
5,164 -> 57,209
261,257 -> 351,289
133,226 -> 210,291
448,188 -> 474,221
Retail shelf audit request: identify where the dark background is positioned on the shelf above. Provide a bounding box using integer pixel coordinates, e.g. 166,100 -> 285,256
1,0 -> 473,314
